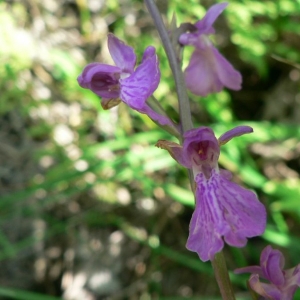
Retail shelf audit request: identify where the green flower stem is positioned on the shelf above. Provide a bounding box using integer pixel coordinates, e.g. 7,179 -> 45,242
144,0 -> 195,191
211,252 -> 236,300
144,0 -> 193,134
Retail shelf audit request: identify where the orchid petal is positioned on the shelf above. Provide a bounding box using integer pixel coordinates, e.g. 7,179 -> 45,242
78,63 -> 102,88
107,33 -> 136,74
183,127 -> 220,171
184,47 -> 223,96
195,2 -> 228,34
219,168 -> 232,180
179,32 -> 201,46
213,47 -> 242,91
183,127 -> 219,154
140,46 -> 161,96
120,46 -> 160,110
235,246 -> 300,300
157,125 -> 266,262
218,126 -> 253,145
77,63 -> 121,98
183,126 -> 217,144
218,173 -> 266,245
260,247 -> 285,286
180,2 -> 242,96
260,245 -> 273,266
77,63 -> 120,88
187,169 -> 266,262
184,46 -> 242,96
186,172 -> 224,262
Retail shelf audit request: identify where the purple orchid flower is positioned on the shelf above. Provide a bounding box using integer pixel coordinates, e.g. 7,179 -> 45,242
77,34 -> 172,126
179,3 -> 242,96
235,245 -> 300,300
156,126 -> 266,261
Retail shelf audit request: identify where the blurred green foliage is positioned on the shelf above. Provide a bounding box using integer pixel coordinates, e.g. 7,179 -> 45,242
0,0 -> 300,299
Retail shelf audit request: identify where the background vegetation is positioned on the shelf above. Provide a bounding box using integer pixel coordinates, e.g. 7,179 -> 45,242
0,0 -> 300,299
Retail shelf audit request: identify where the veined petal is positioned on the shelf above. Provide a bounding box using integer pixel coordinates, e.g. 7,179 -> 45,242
120,46 -> 160,110
140,46 -> 161,95
213,47 -> 242,91
218,126 -> 253,145
186,172 -> 224,262
219,168 -> 232,180
195,2 -> 228,34
187,169 -> 266,262
107,33 -> 136,74
184,47 -> 223,96
77,63 -> 121,98
216,171 -> 266,245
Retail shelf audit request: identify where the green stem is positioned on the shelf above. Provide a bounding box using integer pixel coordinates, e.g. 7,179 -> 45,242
211,252 -> 236,300
144,0 -> 193,134
144,0 -> 194,188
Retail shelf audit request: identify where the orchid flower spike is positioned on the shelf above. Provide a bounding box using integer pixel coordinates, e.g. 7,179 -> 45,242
179,2 -> 242,96
235,245 -> 300,300
156,126 -> 266,262
77,34 -> 172,126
